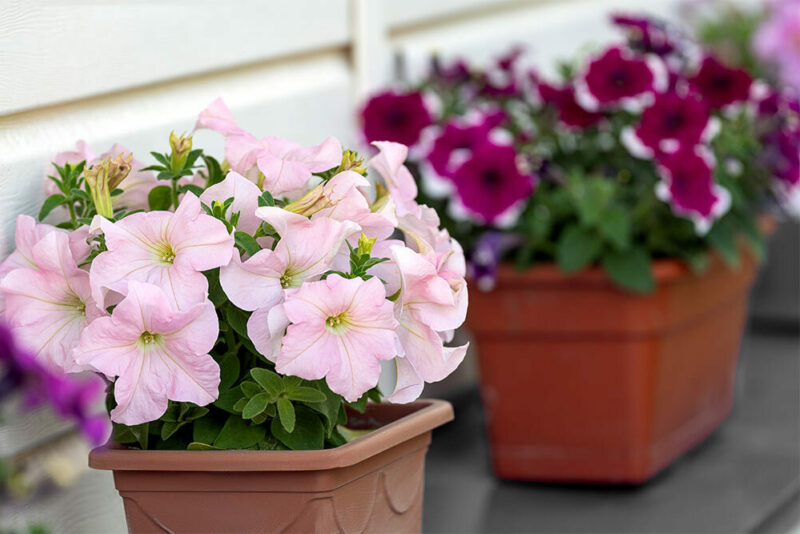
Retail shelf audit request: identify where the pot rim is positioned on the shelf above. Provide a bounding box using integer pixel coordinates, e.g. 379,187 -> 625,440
88,399 -> 452,472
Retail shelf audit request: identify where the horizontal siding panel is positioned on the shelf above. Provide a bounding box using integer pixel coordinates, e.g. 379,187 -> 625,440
0,51 -> 354,249
0,0 -> 350,115
382,0 -> 536,31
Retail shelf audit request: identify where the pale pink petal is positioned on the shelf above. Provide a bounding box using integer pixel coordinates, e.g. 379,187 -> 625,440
247,304 -> 289,361
369,141 -> 420,217
219,250 -> 283,312
194,97 -> 242,136
199,171 -> 262,234
385,357 -> 424,404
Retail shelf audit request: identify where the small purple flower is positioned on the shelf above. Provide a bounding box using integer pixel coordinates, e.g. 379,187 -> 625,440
612,13 -> 677,56
623,91 -> 716,158
538,81 -> 605,129
450,141 -> 535,224
762,128 -> 800,189
467,231 -> 522,291
426,111 -> 506,178
655,146 -> 731,234
361,90 -> 432,147
689,56 -> 752,110
575,46 -> 667,111
0,323 -> 108,445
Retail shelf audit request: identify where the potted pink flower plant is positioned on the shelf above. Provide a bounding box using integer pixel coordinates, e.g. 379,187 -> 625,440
0,99 -> 468,533
359,15 -> 796,483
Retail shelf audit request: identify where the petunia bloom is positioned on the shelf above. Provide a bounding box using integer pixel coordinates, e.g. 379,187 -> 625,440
622,91 -> 717,158
655,146 -> 731,234
611,13 -> 677,57
199,170 -> 263,234
753,0 -> 800,92
449,141 -> 534,224
90,193 -> 234,311
425,111 -> 506,180
275,274 -> 399,402
361,90 -> 432,147
2,231 -> 101,372
575,46 -> 667,111
368,141 -> 421,217
538,81 -> 605,129
74,281 -> 220,426
689,56 -> 752,110
220,206 -> 359,313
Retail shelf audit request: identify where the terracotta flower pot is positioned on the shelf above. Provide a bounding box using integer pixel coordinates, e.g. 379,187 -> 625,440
89,399 -> 452,533
467,251 -> 759,484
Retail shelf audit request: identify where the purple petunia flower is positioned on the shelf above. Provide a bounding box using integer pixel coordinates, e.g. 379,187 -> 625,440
655,146 -> 730,234
361,90 -> 432,147
762,128 -> 800,189
575,46 -> 667,111
430,56 -> 471,85
689,56 -> 752,110
0,323 -> 108,445
450,141 -> 535,224
622,91 -> 717,158
611,13 -> 677,57
538,81 -> 605,129
426,110 -> 506,178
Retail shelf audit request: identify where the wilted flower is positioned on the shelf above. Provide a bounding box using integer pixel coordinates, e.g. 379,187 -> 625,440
689,56 -> 752,110
361,90 -> 432,146
84,153 -> 133,218
655,146 -> 730,234
450,141 -> 535,224
575,46 -> 668,111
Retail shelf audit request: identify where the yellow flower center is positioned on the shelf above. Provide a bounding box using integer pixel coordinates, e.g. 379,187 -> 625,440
137,331 -> 163,350
325,312 -> 351,334
152,241 -> 176,264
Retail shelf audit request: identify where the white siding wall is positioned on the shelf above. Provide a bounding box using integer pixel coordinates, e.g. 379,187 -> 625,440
0,0 -> 769,531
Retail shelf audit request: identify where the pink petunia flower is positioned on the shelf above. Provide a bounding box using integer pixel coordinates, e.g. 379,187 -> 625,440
361,90 -> 433,147
655,146 -> 731,234
74,281 -> 220,426
220,206 -> 359,313
538,81 -> 605,129
753,0 -> 800,92
390,245 -> 468,388
276,274 -> 399,402
622,91 -> 718,158
195,99 -> 342,196
575,46 -> 668,112
199,170 -> 263,234
90,193 -> 234,311
368,142 -> 421,218
1,231 -> 101,372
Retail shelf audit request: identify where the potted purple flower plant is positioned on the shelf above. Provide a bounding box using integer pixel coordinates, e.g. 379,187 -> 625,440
359,14 -> 796,483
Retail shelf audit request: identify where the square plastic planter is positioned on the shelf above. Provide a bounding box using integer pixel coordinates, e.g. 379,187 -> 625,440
89,399 -> 452,533
467,253 -> 757,484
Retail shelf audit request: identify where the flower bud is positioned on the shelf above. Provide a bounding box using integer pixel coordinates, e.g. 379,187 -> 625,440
339,150 -> 366,175
169,131 -> 193,171
357,233 -> 376,256
106,153 -> 133,190
284,182 -> 328,216
84,159 -> 114,218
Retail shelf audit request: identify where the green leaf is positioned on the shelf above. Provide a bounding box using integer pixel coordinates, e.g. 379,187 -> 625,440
271,406 -> 324,450
192,416 -> 224,444
213,386 -> 244,414
568,175 -> 615,226
147,185 -> 173,211
597,206 -> 631,250
180,184 -> 205,197
202,155 -> 224,187
223,305 -> 250,338
235,231 -> 261,256
242,393 -> 269,419
286,387 -> 326,403
218,353 -> 240,391
187,442 -> 220,451
276,397 -> 296,433
707,222 -> 740,266
204,268 -> 227,306
214,415 -> 266,449
303,380 -> 343,436
232,397 -> 248,412
160,421 -> 186,441
250,368 -> 283,397
130,422 -> 150,449
556,225 -> 602,273
347,392 -> 369,413
240,380 -> 261,398
336,426 -> 373,443
38,194 -> 66,221
601,247 -> 655,293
